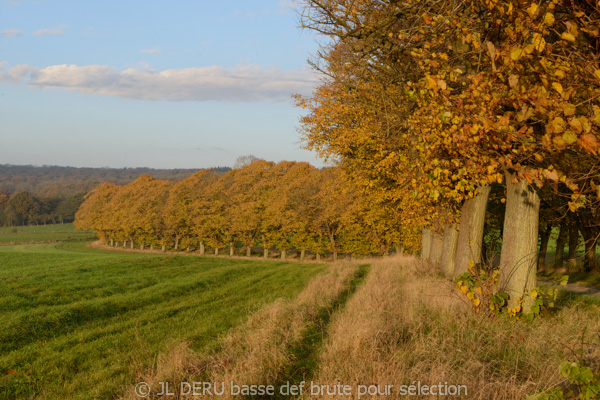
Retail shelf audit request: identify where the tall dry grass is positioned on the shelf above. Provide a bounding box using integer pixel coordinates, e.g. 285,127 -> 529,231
121,260 -> 362,400
303,256 -> 600,399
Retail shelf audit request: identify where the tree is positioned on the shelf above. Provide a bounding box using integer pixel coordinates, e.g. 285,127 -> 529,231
232,155 -> 260,170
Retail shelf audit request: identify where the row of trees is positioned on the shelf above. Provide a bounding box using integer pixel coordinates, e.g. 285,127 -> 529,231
296,0 -> 600,312
75,161 -> 420,260
0,190 -> 84,226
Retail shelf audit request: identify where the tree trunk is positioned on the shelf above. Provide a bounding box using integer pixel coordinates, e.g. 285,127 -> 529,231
122,240 -> 127,248
316,253 -> 321,262
174,238 -> 179,251
214,247 -> 219,256
580,227 -> 597,272
199,242 -> 205,256
332,249 -> 337,261
567,222 -> 579,271
454,185 -> 491,277
440,224 -> 459,277
230,245 -> 234,256
109,238 -> 114,247
300,249 -> 305,261
537,225 -> 552,270
140,243 -> 144,250
554,221 -> 566,268
150,244 -> 154,251
429,231 -> 444,267
161,245 -> 166,252
130,238 -> 134,249
498,172 -> 540,314
281,249 -> 286,260
262,235 -> 268,258
421,228 -> 433,260
246,246 -> 251,257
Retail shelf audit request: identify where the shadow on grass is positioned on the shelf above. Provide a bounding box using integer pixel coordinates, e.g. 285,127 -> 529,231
248,264 -> 371,400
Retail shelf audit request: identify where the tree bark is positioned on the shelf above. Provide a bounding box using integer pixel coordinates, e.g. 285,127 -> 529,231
199,241 -> 205,256
230,245 -> 234,256
440,224 -> 459,277
580,227 -> 597,272
567,222 -> 579,271
262,235 -> 268,258
316,253 -> 321,262
174,238 -> 179,251
281,249 -> 286,260
300,249 -> 305,262
554,220 -> 566,268
454,185 -> 491,277
429,231 -> 444,267
109,238 -> 114,247
537,225 -> 552,270
161,245 -> 166,252
140,243 -> 144,250
214,247 -> 219,256
421,228 -> 433,260
130,238 -> 134,249
246,246 -> 251,257
498,172 -> 540,314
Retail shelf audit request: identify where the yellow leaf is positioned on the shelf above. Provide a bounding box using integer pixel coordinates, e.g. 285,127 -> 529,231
544,12 -> 555,26
534,153 -> 543,162
561,32 -> 576,42
473,297 -> 481,307
562,103 -> 576,116
510,47 -> 523,61
595,70 -> 600,80
550,116 -> 566,133
553,135 -> 567,150
437,79 -> 447,90
552,82 -> 563,94
532,33 -> 546,52
527,3 -> 538,17
563,130 -> 578,145
460,285 -> 469,295
530,289 -> 538,298
569,118 -> 583,133
508,74 -> 519,88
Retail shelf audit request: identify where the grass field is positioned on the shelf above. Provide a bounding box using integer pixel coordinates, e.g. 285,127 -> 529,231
0,241 -> 325,400
0,223 -> 96,244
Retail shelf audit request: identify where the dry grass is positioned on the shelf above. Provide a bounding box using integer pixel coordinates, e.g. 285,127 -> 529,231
302,256 -> 600,399
121,260 -> 362,400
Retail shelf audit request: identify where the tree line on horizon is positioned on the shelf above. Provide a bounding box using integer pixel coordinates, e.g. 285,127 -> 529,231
0,190 -> 85,227
74,160 -> 419,260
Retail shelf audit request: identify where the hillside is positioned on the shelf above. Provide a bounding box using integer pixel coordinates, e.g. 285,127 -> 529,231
0,164 -> 231,197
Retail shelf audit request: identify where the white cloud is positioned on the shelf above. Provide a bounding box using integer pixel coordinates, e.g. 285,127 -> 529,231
32,24 -> 68,36
1,29 -> 23,38
0,62 -> 317,102
140,48 -> 160,55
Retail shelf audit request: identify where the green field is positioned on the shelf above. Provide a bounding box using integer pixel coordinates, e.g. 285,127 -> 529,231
0,223 -> 96,244
0,241 -> 324,400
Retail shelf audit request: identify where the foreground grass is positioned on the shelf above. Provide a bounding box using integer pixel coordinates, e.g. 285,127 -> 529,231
0,223 -> 96,244
0,241 -> 324,400
120,260 -> 366,400
304,257 -> 600,399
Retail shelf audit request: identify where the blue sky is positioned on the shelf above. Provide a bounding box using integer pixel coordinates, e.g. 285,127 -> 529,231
0,0 -> 325,169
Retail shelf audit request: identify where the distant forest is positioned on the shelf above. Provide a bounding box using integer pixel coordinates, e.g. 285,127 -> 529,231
0,164 -> 230,226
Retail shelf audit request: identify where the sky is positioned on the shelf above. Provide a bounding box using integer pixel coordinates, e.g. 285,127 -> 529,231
0,0 -> 326,169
